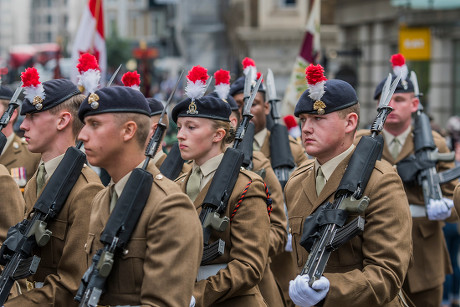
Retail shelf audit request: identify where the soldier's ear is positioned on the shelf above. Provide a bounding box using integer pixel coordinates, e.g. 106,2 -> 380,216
122,120 -> 137,142
56,111 -> 72,131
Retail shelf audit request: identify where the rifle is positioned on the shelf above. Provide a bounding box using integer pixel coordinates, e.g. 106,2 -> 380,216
159,142 -> 186,180
300,73 -> 401,286
200,69 -> 262,265
74,72 -> 182,307
0,84 -> 22,153
266,69 -> 295,188
397,71 -> 460,208
0,143 -> 86,304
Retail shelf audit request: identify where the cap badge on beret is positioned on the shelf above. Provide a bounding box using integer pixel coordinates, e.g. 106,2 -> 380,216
21,67 -> 45,111
306,64 -> 327,115
391,53 -> 409,90
88,93 -> 100,109
185,65 -> 209,115
313,100 -> 326,115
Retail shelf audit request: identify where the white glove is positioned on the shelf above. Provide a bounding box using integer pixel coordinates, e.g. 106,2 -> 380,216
285,233 -> 293,252
189,295 -> 196,307
289,274 -> 329,307
427,198 -> 453,220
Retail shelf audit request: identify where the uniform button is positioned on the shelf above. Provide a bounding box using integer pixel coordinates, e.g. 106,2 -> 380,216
84,243 -> 87,249
13,142 -> 19,149
123,249 -> 129,255
155,174 -> 163,180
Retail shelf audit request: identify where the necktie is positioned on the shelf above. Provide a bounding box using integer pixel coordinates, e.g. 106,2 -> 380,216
316,166 -> 326,196
187,167 -> 202,202
36,163 -> 47,196
391,137 -> 401,160
109,185 -> 118,213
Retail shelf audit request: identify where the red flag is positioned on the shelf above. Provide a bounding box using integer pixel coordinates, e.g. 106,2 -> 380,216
282,0 -> 321,112
70,0 -> 106,85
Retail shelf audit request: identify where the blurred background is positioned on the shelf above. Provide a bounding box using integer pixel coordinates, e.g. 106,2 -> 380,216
1,0 -> 460,130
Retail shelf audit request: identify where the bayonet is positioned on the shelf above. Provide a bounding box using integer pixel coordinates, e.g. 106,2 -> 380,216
0,83 -> 23,130
372,73 -> 402,135
243,74 -> 263,116
107,65 -> 122,87
243,66 -> 255,102
158,70 -> 184,126
266,69 -> 277,102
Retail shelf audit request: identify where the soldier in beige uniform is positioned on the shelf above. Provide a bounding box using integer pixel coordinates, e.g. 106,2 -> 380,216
354,58 -> 457,307
77,86 -> 202,306
4,76 -> 103,306
286,69 -> 412,306
172,91 -> 271,306
0,164 -> 25,243
0,85 -> 40,187
231,73 -> 307,306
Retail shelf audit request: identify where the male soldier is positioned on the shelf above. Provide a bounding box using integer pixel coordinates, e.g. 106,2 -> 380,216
77,86 -> 202,306
230,73 -> 308,306
214,91 -> 287,306
146,97 -> 191,175
5,77 -> 104,306
355,58 -> 457,306
0,85 -> 40,186
230,76 -> 307,166
286,76 -> 412,306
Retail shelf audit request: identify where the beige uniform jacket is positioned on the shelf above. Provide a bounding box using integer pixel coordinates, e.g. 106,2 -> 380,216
252,151 -> 287,306
5,164 -> 103,306
176,167 -> 271,307
355,129 -> 456,293
86,163 -> 202,306
286,153 -> 412,306
259,132 -> 308,167
155,150 -> 192,179
0,134 -> 40,183
0,164 -> 25,243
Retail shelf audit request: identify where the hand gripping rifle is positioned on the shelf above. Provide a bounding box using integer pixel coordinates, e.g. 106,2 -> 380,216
299,73 -> 401,286
0,84 -> 22,153
200,70 -> 263,265
0,141 -> 86,304
266,69 -> 295,189
74,73 -> 182,307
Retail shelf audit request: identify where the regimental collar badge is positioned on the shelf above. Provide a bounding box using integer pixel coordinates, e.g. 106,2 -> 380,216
32,96 -> 43,110
187,100 -> 198,115
313,100 -> 326,115
88,93 -> 100,109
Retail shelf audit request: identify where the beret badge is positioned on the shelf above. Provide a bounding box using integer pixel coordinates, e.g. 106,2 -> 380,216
88,93 -> 100,109
306,64 -> 328,115
313,100 -> 326,115
21,67 -> 46,111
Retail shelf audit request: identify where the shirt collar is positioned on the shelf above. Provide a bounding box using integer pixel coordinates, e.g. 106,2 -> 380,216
194,152 -> 224,177
42,153 -> 65,180
110,160 -> 145,198
382,125 -> 411,146
314,144 -> 355,181
253,128 -> 268,150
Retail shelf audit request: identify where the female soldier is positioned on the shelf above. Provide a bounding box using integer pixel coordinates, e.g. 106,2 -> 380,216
172,66 -> 271,306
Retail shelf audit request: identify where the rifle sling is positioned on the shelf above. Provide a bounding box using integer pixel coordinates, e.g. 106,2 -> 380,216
160,142 -> 186,180
100,168 -> 153,249
269,123 -> 295,169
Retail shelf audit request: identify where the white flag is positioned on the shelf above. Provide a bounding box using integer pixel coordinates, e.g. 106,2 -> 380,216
70,0 -> 107,85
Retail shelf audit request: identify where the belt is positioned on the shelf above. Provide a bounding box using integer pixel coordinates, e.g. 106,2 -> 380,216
26,281 -> 44,290
409,204 -> 427,218
197,263 -> 228,281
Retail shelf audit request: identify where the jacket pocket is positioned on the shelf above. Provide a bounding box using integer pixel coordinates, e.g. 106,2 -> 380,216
289,216 -> 306,268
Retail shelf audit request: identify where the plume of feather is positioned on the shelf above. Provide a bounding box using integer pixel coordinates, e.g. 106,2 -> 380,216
305,64 -> 327,101
76,53 -> 101,94
185,65 -> 209,100
214,69 -> 230,100
390,53 -> 408,81
21,67 -> 45,109
242,57 -> 256,76
121,71 -> 141,91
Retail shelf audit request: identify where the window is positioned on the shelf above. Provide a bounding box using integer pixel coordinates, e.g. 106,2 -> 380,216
453,40 -> 460,115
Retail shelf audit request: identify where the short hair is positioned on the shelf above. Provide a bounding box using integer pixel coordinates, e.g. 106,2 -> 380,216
48,94 -> 86,137
336,102 -> 360,133
113,112 -> 151,148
